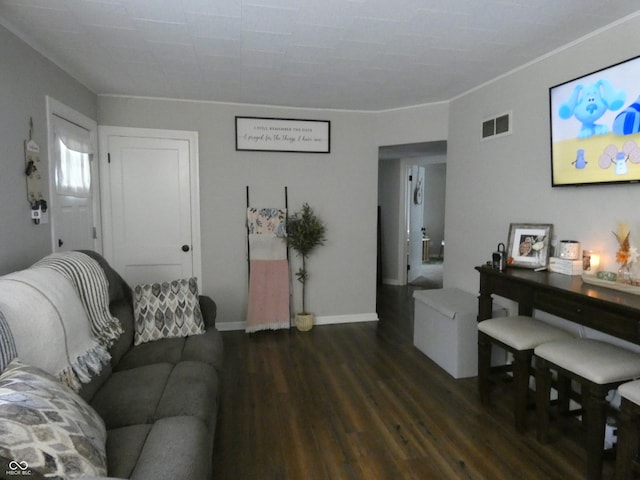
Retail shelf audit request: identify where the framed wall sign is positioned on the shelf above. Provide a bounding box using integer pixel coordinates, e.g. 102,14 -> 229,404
235,117 -> 330,153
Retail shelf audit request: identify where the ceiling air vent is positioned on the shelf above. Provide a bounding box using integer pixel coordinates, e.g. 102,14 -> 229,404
481,111 -> 512,140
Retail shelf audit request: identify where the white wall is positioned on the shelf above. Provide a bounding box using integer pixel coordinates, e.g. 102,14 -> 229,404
97,97 -> 380,327
0,25 -> 97,274
444,12 -> 640,295
376,102 -> 449,146
377,158 -> 402,284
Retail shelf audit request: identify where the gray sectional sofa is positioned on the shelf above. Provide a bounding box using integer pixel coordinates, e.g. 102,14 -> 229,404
83,250 -> 223,479
0,251 -> 223,480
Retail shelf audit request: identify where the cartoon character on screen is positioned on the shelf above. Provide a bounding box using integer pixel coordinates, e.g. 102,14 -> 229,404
599,141 -> 640,175
613,96 -> 640,135
572,149 -> 587,169
558,79 -> 626,139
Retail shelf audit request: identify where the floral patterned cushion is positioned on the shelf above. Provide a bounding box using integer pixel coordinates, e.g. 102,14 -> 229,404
133,277 -> 205,345
0,359 -> 107,478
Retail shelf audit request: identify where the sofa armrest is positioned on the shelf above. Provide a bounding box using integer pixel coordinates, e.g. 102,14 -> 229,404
198,295 -> 217,328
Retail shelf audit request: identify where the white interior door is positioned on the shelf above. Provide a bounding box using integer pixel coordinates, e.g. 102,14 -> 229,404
47,98 -> 100,253
407,165 -> 425,283
100,128 -> 201,287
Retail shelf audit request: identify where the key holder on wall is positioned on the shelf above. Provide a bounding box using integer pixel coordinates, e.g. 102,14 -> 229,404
25,117 -> 47,224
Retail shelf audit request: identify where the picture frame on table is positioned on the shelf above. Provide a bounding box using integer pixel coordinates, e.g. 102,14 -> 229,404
506,223 -> 553,269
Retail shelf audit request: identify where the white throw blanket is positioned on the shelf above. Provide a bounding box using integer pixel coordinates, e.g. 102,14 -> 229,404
0,268 -> 110,390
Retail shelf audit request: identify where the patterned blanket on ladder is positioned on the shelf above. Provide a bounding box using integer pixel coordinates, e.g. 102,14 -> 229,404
246,208 -> 290,332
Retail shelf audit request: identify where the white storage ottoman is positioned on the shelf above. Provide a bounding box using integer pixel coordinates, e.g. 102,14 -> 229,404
413,288 -> 506,379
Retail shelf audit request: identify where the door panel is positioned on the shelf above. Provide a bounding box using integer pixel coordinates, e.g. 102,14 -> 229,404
407,165 -> 425,283
106,135 -> 194,285
55,196 -> 94,251
48,102 -> 99,253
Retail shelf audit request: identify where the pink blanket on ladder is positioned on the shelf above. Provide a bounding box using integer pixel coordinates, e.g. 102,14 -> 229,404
246,259 -> 290,332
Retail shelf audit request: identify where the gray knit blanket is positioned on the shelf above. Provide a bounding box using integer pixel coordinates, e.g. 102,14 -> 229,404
33,251 -> 123,347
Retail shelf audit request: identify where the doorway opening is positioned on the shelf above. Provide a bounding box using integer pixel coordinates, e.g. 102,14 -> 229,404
377,141 -> 447,287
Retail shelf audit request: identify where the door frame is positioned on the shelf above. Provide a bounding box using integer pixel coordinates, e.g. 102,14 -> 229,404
98,126 -> 202,286
46,96 -> 101,253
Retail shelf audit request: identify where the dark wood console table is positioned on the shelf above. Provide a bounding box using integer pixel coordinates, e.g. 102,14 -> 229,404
476,265 -> 640,345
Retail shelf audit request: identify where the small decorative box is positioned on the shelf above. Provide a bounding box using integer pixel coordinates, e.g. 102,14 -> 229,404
549,257 -> 583,276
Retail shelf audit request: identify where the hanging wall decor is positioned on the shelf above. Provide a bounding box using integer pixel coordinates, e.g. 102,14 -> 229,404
235,116 -> 330,153
25,117 -> 47,224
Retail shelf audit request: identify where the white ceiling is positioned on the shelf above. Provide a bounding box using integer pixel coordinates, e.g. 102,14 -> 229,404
1,0 -> 639,111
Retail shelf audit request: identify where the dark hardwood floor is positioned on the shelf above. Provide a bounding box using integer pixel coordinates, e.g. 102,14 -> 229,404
212,285 -> 609,479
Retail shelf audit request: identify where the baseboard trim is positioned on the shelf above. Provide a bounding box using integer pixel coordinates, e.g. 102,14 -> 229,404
216,312 -> 379,331
216,321 -> 247,332
315,313 -> 379,325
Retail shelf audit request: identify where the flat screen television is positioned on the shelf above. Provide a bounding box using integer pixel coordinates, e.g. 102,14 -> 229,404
549,55 -> 640,186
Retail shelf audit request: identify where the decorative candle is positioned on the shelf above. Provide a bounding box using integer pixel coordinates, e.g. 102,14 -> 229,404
583,250 -> 600,274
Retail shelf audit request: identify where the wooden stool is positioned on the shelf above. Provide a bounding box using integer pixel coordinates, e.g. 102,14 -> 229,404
616,379 -> 640,480
535,338 -> 640,480
477,315 -> 572,432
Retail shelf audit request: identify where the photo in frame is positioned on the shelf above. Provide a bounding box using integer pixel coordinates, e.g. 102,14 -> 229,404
506,223 -> 553,268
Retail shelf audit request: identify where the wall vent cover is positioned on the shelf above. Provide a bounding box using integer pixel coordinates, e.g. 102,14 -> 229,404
481,111 -> 512,140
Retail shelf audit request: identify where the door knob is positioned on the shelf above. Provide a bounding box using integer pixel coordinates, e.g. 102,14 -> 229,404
182,245 -> 190,252
58,239 -> 64,248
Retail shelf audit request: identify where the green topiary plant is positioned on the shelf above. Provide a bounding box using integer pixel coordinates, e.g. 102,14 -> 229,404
285,203 -> 326,314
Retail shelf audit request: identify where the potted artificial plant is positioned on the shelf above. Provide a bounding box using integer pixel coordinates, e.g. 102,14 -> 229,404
285,202 -> 326,331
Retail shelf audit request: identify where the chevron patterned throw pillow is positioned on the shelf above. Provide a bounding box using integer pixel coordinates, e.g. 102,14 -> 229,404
133,277 -> 205,345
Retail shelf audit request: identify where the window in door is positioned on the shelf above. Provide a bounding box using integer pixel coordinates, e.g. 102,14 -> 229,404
53,115 -> 92,192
